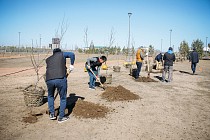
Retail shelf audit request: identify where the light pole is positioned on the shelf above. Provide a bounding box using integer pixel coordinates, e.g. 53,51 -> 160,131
206,37 -> 208,57
128,12 -> 132,61
169,29 -> 172,48
18,32 -> 21,53
40,34 -> 42,49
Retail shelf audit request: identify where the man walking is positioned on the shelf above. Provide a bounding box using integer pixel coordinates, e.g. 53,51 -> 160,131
46,48 -> 75,123
189,47 -> 199,74
162,47 -> 175,82
85,56 -> 107,90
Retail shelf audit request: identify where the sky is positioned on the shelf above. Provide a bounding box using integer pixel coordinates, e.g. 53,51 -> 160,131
0,0 -> 210,52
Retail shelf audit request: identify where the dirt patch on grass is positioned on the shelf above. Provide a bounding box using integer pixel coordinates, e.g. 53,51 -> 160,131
101,85 -> 140,102
135,76 -> 157,82
73,100 -> 110,119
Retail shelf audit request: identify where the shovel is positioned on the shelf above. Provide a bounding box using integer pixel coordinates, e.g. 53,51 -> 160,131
88,67 -> 106,90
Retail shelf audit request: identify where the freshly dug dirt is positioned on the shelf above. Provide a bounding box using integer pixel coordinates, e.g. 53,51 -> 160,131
73,100 -> 110,119
101,85 -> 140,102
22,114 -> 38,123
135,76 -> 157,82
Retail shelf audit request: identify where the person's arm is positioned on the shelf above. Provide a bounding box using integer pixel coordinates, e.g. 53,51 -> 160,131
140,51 -> 145,59
189,53 -> 192,62
173,54 -> 176,62
63,52 -> 75,65
163,54 -> 166,61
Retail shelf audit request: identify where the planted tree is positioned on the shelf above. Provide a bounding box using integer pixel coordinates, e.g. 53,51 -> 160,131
179,40 -> 189,58
83,27 -> 89,55
148,45 -> 154,56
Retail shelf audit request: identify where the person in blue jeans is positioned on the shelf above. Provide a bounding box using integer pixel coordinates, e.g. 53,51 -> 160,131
85,56 -> 107,90
189,47 -> 199,74
46,48 -> 75,123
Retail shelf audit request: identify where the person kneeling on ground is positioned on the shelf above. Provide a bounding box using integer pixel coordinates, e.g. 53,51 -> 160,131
46,48 -> 75,123
162,47 -> 175,82
85,56 -> 107,90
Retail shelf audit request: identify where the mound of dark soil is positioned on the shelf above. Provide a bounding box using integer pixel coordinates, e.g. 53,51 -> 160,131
135,77 -> 157,82
101,85 -> 140,102
73,100 -> 109,119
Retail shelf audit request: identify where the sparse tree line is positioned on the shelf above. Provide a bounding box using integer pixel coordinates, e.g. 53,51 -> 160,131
0,46 -> 51,53
1,39 -> 209,59
179,39 -> 209,59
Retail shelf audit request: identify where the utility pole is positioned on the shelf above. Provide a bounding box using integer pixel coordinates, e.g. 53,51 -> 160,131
18,32 -> 21,53
206,37 -> 208,57
40,34 -> 42,49
128,12 -> 132,61
169,29 -> 172,48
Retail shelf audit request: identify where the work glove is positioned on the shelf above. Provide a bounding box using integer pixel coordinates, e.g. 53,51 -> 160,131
87,65 -> 91,69
69,65 -> 74,73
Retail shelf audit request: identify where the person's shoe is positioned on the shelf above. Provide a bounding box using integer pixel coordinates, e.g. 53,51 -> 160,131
89,87 -> 96,90
58,116 -> 69,123
49,114 -> 56,120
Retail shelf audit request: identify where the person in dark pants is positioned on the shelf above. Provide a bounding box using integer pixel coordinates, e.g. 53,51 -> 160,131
189,47 -> 199,74
135,47 -> 146,79
162,47 -> 175,82
46,48 -> 75,123
85,56 -> 107,90
155,53 -> 163,70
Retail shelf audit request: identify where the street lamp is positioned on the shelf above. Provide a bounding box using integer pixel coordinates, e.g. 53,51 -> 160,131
40,34 -> 42,49
128,12 -> 132,61
169,29 -> 172,48
206,37 -> 208,57
18,32 -> 21,53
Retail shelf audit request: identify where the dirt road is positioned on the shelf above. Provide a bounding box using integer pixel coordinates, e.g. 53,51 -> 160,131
0,53 -> 209,140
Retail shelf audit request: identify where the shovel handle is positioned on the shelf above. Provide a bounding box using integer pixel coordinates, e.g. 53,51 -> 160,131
88,67 -> 104,87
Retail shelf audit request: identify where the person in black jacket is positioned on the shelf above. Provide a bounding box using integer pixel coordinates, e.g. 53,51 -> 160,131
46,48 -> 75,123
155,53 -> 163,70
162,47 -> 175,82
189,47 -> 199,74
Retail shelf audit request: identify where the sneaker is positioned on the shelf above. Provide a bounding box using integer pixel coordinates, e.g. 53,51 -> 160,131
58,116 -> 69,123
89,87 -> 96,90
49,114 -> 56,120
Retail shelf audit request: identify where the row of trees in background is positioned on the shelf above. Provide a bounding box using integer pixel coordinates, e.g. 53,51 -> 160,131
1,39 -> 209,59
179,39 -> 208,59
0,46 -> 50,53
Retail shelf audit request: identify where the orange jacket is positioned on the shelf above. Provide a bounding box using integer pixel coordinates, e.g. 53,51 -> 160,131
136,49 -> 143,62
